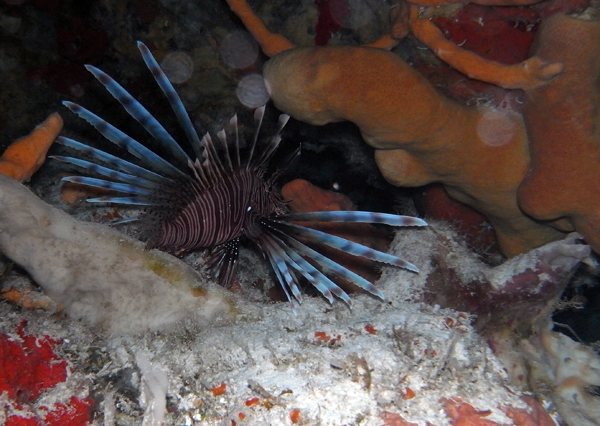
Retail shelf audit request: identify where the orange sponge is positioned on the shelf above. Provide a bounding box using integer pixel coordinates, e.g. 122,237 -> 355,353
0,113 -> 63,182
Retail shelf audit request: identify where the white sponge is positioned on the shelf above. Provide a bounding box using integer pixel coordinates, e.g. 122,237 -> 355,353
0,174 -> 236,334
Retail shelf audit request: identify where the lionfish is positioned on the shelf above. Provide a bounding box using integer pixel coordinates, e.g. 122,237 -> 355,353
53,41 -> 426,307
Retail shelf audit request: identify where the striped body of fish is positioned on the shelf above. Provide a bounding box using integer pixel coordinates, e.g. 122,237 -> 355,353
53,41 -> 427,307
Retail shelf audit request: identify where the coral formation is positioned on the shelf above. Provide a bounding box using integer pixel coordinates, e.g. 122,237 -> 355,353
518,11 -> 600,254
419,230 -> 590,391
523,327 -> 600,426
0,113 -> 62,182
0,321 -> 69,402
383,220 -> 598,426
137,353 -> 169,426
0,286 -> 62,312
0,150 -> 593,425
2,219 -> 589,426
438,395 -> 557,426
223,0 -> 566,257
405,0 -> 564,90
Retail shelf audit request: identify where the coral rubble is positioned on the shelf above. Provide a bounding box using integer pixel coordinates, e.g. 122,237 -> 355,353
0,218 -> 594,426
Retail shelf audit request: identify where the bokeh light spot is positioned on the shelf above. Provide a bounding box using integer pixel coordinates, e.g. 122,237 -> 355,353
236,74 -> 270,108
477,109 -> 516,147
160,51 -> 194,84
220,30 -> 259,70
329,0 -> 374,30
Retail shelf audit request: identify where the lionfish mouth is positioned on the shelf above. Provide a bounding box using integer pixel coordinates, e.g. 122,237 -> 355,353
52,41 -> 427,308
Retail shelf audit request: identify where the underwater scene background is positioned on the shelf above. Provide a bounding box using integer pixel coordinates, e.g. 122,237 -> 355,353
0,0 -> 599,425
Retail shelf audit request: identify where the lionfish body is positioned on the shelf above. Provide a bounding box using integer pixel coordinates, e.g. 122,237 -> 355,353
54,41 -> 427,306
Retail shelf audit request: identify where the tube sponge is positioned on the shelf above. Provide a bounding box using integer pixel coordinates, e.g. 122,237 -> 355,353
0,174 -> 236,334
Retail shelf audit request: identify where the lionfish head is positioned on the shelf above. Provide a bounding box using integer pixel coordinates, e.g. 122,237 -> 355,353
53,41 -> 427,310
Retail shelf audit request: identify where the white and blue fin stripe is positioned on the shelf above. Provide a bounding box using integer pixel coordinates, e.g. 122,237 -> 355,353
282,234 -> 383,300
259,235 -> 304,304
271,220 -> 419,272
56,137 -> 168,184
265,222 -> 384,300
260,232 -> 351,304
62,102 -> 187,179
85,196 -> 157,206
279,211 -> 427,227
61,176 -> 152,196
85,62 -> 192,168
111,217 -> 140,224
51,155 -> 158,190
137,41 -> 202,152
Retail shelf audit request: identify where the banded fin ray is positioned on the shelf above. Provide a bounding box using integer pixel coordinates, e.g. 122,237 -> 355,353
263,248 -> 297,309
282,244 -> 351,304
61,176 -> 152,196
188,159 -> 211,190
56,137 -> 168,184
259,234 -> 304,303
259,231 -> 352,304
62,102 -> 187,178
251,113 -> 290,169
200,133 -> 227,181
85,63 -> 192,168
271,220 -> 419,272
279,211 -> 427,227
137,41 -> 202,151
85,196 -> 157,206
265,222 -> 384,301
270,146 -> 301,183
231,115 -> 241,168
246,105 -> 265,169
216,129 -> 234,174
51,155 -> 158,190
112,217 -> 140,224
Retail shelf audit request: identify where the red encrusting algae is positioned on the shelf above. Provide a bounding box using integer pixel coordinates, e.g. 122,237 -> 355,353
0,321 -> 93,426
